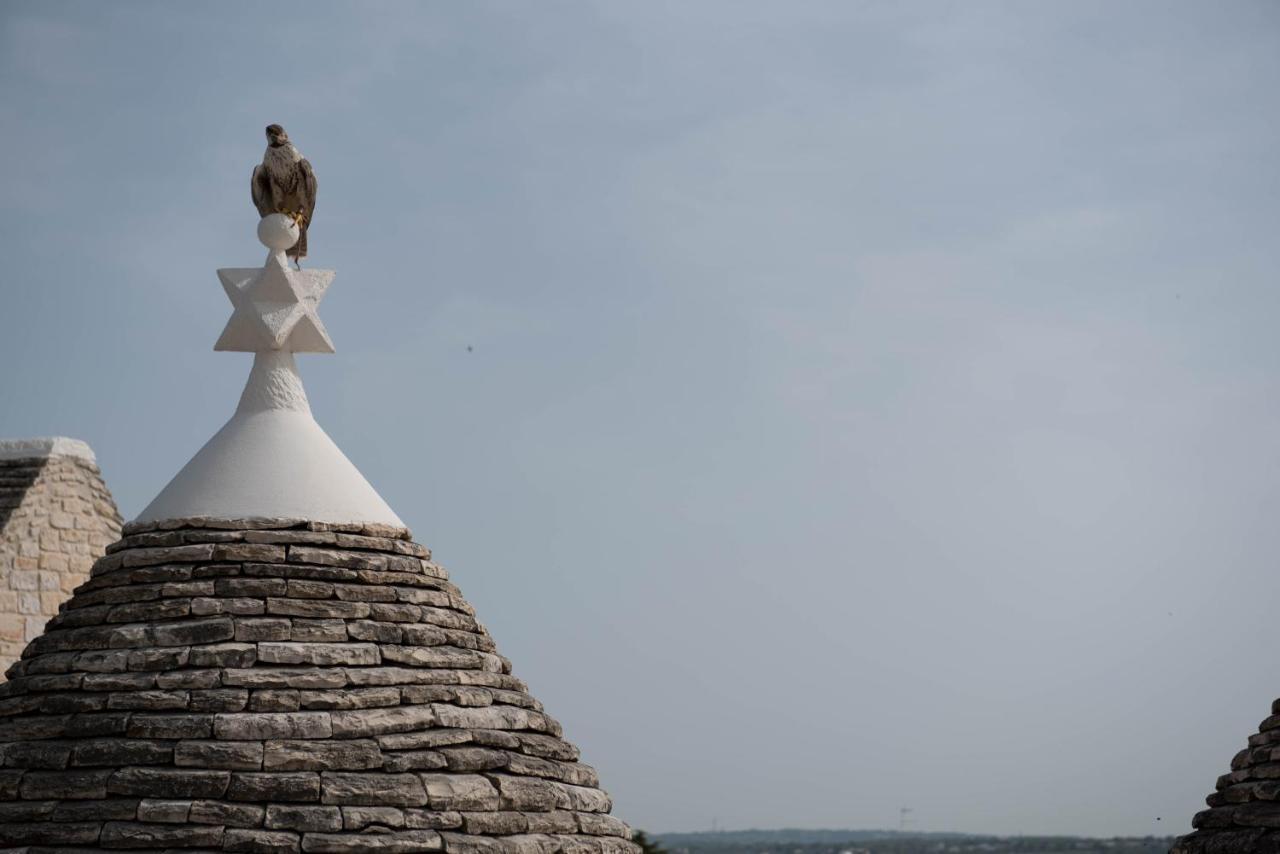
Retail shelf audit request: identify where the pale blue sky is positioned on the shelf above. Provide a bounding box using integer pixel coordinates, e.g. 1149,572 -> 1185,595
2,0 -> 1280,838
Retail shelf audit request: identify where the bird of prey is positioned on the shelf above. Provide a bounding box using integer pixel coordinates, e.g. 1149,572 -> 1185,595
251,124 -> 317,267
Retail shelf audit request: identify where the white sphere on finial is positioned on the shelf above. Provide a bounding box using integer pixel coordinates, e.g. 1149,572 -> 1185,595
258,214 -> 300,251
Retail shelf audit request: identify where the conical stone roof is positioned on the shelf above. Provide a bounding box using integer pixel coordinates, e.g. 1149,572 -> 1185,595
1173,701 -> 1280,852
0,517 -> 635,854
0,216 -> 637,854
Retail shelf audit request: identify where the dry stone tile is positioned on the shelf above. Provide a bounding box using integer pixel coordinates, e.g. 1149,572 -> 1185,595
330,705 -> 435,737
259,642 -> 379,666
263,739 -> 383,771
226,828 -> 304,854
341,805 -> 406,829
419,774 -> 500,811
175,739 -> 264,770
266,804 -> 343,832
228,771 -> 322,802
299,687 -> 400,710
107,766 -> 231,798
136,797 -> 192,822
302,830 -> 442,854
215,711 -> 333,740
322,771 -> 428,806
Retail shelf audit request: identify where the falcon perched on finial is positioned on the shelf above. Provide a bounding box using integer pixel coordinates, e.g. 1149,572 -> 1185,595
251,124 -> 317,267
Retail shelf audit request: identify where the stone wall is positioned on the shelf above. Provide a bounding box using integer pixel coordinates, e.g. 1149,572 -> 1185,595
0,438 -> 122,675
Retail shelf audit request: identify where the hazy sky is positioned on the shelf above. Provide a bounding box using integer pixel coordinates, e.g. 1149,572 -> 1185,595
3,0 -> 1280,838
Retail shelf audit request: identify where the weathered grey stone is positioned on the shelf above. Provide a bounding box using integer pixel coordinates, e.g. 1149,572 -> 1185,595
128,645 -> 190,670
122,543 -> 216,567
461,810 -> 528,834
229,771 -> 322,802
0,820 -> 105,846
334,583 -> 397,603
51,798 -> 141,821
175,739 -> 265,770
404,810 -> 464,830
84,671 -> 160,691
330,705 -> 435,737
193,596 -> 265,616
251,689 -> 302,712
73,649 -> 132,672
562,784 -> 612,814
150,616 -> 235,646
157,667 -> 222,690
19,768 -> 113,799
268,598 -> 370,619
3,740 -> 72,769
577,814 -> 630,837
299,687 -> 400,710
418,774 -> 500,811
136,798 -> 192,822
107,766 -> 231,798
223,667 -> 347,689
400,625 -> 450,647
432,704 -> 533,731
106,688 -> 190,710
72,738 -> 172,767
370,603 -> 422,623
287,579 -> 335,599
382,750 -> 450,772
190,641 -> 258,667
439,747 -> 509,772
217,577 -> 288,597
215,711 -> 333,740
263,739 -> 383,771
401,685 -> 492,707
292,619 -> 350,642
522,812 -> 577,834
215,542 -> 288,562
321,771 -> 428,806
107,598 -> 192,623
225,828 -> 303,854
266,804 -> 343,832
189,799 -> 266,827
382,646 -> 487,670
488,776 -> 568,811
338,806 -> 406,830
191,687 -> 251,711
100,819 -> 225,848
236,617 -> 293,641
377,730 -> 473,751
0,800 -> 57,821
302,830 -> 442,854
128,713 -> 214,739
0,767 -> 23,797
346,620 -> 403,643
66,711 -> 131,737
259,642 -> 380,666
290,547 -> 387,571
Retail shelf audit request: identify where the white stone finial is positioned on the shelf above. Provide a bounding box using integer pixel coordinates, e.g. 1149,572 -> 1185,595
257,212 -> 300,252
214,216 -> 335,354
134,219 -> 403,529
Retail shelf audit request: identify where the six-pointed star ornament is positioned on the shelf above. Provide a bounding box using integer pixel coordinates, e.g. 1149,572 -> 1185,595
214,252 -> 336,353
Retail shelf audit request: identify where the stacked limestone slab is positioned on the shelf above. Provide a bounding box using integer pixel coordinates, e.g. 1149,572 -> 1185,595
0,515 -> 635,854
0,438 -> 123,675
1172,706 -> 1280,853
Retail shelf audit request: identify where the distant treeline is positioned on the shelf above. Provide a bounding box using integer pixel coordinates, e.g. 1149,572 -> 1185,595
652,829 -> 1176,854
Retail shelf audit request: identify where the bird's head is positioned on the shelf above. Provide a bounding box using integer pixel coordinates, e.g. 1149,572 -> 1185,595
265,124 -> 289,147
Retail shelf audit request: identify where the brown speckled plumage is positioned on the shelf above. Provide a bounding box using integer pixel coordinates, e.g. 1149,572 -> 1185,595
251,124 -> 317,262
